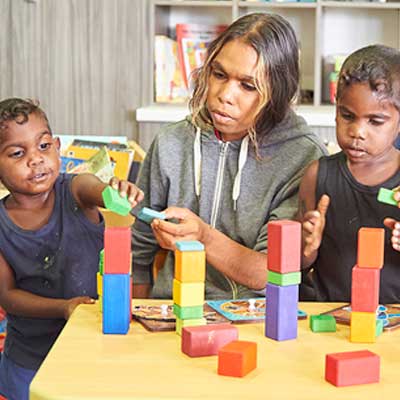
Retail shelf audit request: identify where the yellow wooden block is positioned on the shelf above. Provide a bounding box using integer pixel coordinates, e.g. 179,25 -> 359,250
97,272 -> 103,296
172,279 -> 205,307
175,317 -> 206,335
350,311 -> 376,343
98,295 -> 103,313
175,250 -> 206,282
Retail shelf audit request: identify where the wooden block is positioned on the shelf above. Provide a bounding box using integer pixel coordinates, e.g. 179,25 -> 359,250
98,248 -> 104,275
97,272 -> 103,297
172,279 -> 205,307
182,324 -> 238,357
309,315 -> 336,332
176,241 -> 204,252
351,266 -> 380,312
350,311 -> 376,343
267,270 -> 301,286
357,227 -> 384,269
267,220 -> 301,273
377,187 -> 397,207
325,350 -> 380,386
104,227 -> 131,274
102,186 -> 132,216
175,250 -> 206,282
173,304 -> 203,320
265,283 -> 298,341
102,274 -> 130,334
137,207 -> 166,224
175,317 -> 206,336
218,340 -> 257,377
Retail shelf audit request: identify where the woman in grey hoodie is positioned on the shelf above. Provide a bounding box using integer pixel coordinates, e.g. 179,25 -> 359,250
132,12 -> 327,300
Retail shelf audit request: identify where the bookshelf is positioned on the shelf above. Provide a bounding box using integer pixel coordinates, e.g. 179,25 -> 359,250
136,0 -> 400,149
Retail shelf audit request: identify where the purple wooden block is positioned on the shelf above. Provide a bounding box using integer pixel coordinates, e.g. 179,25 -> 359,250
265,283 -> 298,341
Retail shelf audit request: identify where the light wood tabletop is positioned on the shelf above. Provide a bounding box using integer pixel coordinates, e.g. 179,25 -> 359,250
30,301 -> 400,400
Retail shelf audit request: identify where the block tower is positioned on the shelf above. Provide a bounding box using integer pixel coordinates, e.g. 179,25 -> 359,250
101,226 -> 132,334
350,227 -> 384,343
265,220 -> 301,341
173,240 -> 206,335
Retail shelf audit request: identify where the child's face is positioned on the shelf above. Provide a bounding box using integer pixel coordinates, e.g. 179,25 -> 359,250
336,82 -> 400,165
206,39 -> 261,141
0,112 -> 60,196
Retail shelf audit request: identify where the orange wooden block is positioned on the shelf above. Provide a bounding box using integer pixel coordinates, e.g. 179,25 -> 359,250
175,250 -> 206,282
357,228 -> 384,269
218,340 -> 257,377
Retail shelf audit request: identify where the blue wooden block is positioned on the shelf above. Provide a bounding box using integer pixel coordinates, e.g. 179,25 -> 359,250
137,207 -> 166,224
175,240 -> 204,252
265,283 -> 298,341
102,274 -> 130,334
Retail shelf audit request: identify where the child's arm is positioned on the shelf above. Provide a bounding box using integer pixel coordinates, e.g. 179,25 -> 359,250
296,160 -> 330,268
0,252 -> 93,320
383,218 -> 400,251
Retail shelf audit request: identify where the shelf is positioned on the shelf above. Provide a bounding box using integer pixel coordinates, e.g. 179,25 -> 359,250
239,1 -> 317,9
154,1 -> 233,7
321,1 -> 400,8
136,104 -> 336,127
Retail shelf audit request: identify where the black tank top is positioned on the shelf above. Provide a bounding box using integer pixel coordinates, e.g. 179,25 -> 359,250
313,152 -> 400,303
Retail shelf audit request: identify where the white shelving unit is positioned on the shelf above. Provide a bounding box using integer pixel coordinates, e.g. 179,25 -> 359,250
136,0 -> 400,149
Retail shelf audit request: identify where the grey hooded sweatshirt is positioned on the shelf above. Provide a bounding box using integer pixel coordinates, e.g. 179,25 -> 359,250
132,110 -> 327,299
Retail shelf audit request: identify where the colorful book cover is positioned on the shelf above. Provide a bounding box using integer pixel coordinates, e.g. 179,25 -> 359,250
176,23 -> 227,89
61,156 -> 86,173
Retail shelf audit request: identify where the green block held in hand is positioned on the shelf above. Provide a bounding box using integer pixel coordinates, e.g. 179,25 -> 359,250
377,187 -> 397,207
102,186 -> 131,216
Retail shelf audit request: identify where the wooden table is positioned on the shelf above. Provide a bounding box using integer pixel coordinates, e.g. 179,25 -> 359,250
30,301 -> 400,399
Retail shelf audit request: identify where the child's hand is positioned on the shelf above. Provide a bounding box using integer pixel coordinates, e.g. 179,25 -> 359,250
302,194 -> 330,258
383,218 -> 400,251
64,296 -> 95,320
109,177 -> 144,208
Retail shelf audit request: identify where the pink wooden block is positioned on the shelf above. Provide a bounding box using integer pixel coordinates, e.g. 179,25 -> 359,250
181,323 -> 238,357
351,266 -> 380,312
104,227 -> 131,274
325,350 -> 380,387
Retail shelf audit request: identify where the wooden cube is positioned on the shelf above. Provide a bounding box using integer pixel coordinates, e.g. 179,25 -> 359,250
175,250 -> 206,283
172,279 -> 204,307
218,340 -> 257,377
350,311 -> 376,343
351,266 -> 380,312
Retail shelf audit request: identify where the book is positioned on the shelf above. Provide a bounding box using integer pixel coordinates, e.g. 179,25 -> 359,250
176,23 -> 227,89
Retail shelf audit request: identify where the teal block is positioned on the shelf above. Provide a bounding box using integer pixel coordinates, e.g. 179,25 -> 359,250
267,270 -> 301,286
102,186 -> 131,216
310,315 -> 336,332
376,319 -> 384,336
377,187 -> 397,207
99,248 -> 104,275
175,240 -> 204,252
137,207 -> 166,224
173,304 -> 204,319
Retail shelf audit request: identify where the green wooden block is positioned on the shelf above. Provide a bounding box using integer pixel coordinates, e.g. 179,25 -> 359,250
99,249 -> 104,275
267,270 -> 301,286
173,304 -> 203,320
377,187 -> 397,207
102,186 -> 132,216
310,315 -> 336,332
376,319 -> 384,337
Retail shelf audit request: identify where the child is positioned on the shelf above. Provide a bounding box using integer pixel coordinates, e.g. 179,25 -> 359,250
298,45 -> 400,303
0,98 -> 143,400
132,13 -> 327,299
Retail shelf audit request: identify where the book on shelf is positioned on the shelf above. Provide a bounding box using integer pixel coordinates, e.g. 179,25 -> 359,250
176,23 -> 227,89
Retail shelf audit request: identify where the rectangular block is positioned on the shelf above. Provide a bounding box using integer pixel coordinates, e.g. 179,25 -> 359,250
176,240 -> 204,252
218,340 -> 257,377
265,283 -> 298,341
351,266 -> 380,312
173,279 -> 205,307
377,187 -> 397,207
182,324 -> 238,357
267,270 -> 301,286
98,248 -> 104,275
175,317 -> 206,336
350,311 -> 376,343
102,186 -> 131,216
102,274 -> 130,334
175,250 -> 206,282
137,207 -> 166,224
267,220 -> 301,273
357,227 -> 384,269
97,272 -> 103,297
325,350 -> 380,386
173,304 -> 203,320
104,227 -> 131,274
310,315 -> 336,332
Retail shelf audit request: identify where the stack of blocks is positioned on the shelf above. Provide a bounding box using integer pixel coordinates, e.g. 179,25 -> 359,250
265,220 -> 301,341
0,306 -> 6,353
173,241 -> 206,335
350,227 -> 384,343
101,227 -> 132,334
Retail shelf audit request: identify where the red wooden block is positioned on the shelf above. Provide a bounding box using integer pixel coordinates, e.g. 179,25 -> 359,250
351,266 -> 380,312
357,228 -> 384,269
267,220 -> 301,273
218,340 -> 257,377
325,350 -> 380,387
181,323 -> 238,357
104,227 -> 131,274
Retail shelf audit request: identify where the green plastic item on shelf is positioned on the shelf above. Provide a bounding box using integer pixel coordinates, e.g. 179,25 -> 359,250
102,186 -> 132,216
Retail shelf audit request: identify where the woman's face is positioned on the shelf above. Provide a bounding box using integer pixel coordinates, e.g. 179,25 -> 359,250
206,39 -> 261,141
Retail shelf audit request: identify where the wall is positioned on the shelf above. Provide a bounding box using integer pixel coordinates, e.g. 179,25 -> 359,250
0,0 -> 148,141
